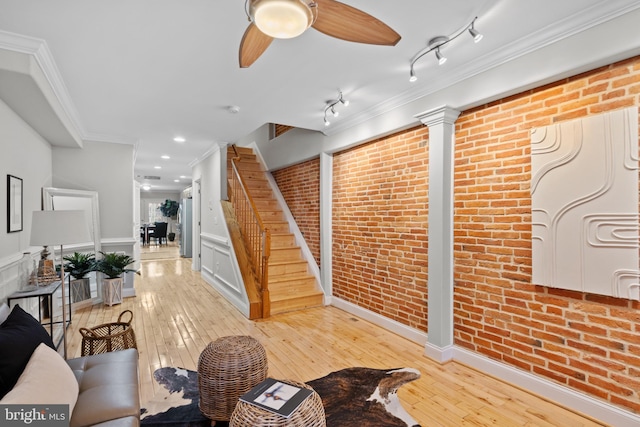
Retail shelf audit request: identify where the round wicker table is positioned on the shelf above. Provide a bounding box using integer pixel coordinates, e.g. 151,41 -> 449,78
229,380 -> 326,427
198,335 -> 268,421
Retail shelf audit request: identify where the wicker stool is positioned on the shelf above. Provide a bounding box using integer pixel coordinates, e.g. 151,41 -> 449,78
198,335 -> 268,421
229,380 -> 325,427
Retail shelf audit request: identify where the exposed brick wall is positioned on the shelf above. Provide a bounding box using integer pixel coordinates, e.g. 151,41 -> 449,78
274,124 -> 294,137
332,127 -> 430,332
454,56 -> 640,413
272,158 -> 321,267
270,54 -> 640,414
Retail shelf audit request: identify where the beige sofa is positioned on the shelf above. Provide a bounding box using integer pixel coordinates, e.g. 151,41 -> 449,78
0,304 -> 140,426
67,349 -> 140,427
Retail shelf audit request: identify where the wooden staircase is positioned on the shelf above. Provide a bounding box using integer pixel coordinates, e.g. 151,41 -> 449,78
226,146 -> 324,318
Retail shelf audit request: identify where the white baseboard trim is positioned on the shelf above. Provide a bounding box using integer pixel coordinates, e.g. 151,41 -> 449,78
442,346 -> 640,426
331,299 -> 639,425
331,297 -> 428,345
424,342 -> 455,363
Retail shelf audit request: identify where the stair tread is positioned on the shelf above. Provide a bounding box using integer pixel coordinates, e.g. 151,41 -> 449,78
268,259 -> 307,265
269,272 -> 315,281
270,288 -> 324,299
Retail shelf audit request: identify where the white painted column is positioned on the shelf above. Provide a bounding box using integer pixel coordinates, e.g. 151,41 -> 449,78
319,151 -> 333,300
416,105 -> 460,363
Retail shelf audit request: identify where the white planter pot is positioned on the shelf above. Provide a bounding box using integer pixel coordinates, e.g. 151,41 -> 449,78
102,277 -> 123,306
70,278 -> 91,302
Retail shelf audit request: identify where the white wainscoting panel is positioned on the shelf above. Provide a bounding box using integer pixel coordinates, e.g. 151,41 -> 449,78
531,107 -> 639,299
200,233 -> 249,317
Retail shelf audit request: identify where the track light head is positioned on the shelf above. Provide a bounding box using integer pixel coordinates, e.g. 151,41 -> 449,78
435,47 -> 447,65
339,94 -> 349,107
469,22 -> 483,43
324,118 -> 330,127
409,66 -> 417,82
331,106 -> 339,117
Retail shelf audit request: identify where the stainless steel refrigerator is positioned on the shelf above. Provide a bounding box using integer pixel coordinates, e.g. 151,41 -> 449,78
179,198 -> 192,258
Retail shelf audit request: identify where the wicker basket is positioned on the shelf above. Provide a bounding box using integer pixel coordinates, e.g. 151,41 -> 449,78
229,380 -> 326,427
79,310 -> 137,356
198,335 -> 268,421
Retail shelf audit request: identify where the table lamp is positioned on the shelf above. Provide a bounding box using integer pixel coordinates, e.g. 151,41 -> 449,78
30,210 -> 91,359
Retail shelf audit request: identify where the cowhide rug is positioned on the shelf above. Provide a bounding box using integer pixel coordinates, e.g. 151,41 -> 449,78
141,366 -> 421,427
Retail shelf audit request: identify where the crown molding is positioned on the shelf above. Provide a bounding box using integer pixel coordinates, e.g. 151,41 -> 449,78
82,132 -> 139,146
189,142 -> 224,168
0,29 -> 85,147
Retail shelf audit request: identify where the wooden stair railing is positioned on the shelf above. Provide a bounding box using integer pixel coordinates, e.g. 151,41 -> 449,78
229,146 -> 271,318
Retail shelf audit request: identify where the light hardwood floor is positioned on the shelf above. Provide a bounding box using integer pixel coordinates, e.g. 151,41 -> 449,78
65,245 -> 607,426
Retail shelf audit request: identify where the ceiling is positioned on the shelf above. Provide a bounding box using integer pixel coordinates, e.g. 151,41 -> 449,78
0,0 -> 639,192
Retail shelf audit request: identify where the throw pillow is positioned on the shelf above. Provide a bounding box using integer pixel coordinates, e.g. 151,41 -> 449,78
0,343 -> 79,415
0,305 -> 56,398
0,303 -> 10,324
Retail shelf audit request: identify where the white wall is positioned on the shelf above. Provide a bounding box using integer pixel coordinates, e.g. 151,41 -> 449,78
52,141 -> 134,240
0,98 -> 53,301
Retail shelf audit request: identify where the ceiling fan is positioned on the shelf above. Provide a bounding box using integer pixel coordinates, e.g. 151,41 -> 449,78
239,0 -> 401,68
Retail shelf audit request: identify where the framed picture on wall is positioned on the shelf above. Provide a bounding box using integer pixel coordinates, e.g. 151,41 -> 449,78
7,174 -> 23,233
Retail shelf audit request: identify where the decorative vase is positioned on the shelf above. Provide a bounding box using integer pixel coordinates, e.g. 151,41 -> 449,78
18,253 -> 37,292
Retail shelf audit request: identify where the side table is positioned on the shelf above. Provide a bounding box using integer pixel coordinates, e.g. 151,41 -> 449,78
7,274 -> 71,351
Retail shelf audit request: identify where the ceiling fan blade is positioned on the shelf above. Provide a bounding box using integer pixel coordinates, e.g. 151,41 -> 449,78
239,22 -> 274,68
312,0 -> 401,46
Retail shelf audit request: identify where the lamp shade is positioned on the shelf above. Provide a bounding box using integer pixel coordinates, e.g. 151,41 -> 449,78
30,210 -> 91,247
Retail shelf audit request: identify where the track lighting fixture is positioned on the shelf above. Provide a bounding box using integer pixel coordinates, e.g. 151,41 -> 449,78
323,90 -> 349,127
408,16 -> 482,82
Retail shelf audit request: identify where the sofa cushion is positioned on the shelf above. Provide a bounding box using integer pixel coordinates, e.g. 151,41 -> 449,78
0,343 -> 79,414
0,305 -> 56,398
67,349 -> 140,427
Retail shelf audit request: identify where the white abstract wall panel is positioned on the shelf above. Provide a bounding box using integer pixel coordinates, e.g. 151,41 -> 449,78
531,107 -> 639,300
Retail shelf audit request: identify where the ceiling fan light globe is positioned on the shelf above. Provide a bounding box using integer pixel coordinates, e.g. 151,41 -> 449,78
251,0 -> 313,39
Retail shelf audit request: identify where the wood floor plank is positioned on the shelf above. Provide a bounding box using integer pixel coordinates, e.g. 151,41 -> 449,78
62,244 -> 608,427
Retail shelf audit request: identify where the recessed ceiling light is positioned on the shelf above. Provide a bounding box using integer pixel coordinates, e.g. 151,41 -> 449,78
174,179 -> 180,183
142,185 -> 151,191
174,136 -> 186,143
161,155 -> 170,160
154,166 -> 162,169
180,175 -> 186,179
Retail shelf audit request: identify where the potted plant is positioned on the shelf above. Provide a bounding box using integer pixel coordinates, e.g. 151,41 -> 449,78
63,252 -> 95,302
159,199 -> 179,218
159,199 -> 179,243
94,252 -> 138,306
